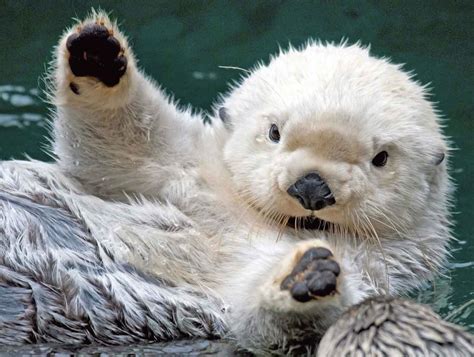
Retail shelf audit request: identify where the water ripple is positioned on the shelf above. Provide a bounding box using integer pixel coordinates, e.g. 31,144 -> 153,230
0,84 -> 45,128
0,113 -> 46,128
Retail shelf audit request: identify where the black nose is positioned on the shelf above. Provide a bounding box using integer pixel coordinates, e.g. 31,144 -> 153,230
287,172 -> 335,211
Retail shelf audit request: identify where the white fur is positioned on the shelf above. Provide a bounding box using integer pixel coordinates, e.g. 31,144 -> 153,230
1,11 -> 453,353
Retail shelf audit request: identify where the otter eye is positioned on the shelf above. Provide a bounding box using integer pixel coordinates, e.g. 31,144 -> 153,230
372,151 -> 388,167
269,124 -> 280,143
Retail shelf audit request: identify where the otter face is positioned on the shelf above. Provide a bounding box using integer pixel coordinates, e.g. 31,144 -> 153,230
220,43 -> 448,234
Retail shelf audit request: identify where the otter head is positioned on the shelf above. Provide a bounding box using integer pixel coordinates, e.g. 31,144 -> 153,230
218,43 -> 449,236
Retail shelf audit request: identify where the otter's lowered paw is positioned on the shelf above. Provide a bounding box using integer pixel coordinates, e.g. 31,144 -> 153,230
67,23 -> 127,87
280,247 -> 340,302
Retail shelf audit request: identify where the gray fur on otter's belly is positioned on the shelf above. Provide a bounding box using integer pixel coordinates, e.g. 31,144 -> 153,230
0,10 -> 454,354
0,166 -> 226,345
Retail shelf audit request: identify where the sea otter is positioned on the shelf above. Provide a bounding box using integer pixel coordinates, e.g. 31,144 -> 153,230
0,11 -> 452,354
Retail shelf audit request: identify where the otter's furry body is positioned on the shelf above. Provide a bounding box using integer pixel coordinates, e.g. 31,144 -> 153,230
0,12 -> 452,353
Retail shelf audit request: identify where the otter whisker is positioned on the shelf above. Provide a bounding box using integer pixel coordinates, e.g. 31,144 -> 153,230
276,215 -> 290,242
232,188 -> 274,241
218,65 -> 252,74
366,201 -> 409,237
362,212 -> 390,292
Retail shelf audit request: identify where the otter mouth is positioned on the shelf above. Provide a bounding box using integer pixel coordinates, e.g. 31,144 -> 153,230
286,216 -> 331,231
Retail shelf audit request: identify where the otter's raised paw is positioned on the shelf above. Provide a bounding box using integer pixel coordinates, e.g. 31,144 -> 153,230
280,247 -> 340,302
67,23 -> 127,87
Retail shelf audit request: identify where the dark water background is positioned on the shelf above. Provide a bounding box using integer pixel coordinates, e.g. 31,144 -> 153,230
0,0 -> 472,353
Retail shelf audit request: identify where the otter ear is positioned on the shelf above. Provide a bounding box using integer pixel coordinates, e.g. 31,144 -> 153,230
433,151 -> 445,166
428,140 -> 447,166
218,107 -> 234,130
218,107 -> 230,124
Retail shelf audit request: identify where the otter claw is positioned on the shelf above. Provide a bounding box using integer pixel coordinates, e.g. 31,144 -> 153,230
281,247 -> 340,302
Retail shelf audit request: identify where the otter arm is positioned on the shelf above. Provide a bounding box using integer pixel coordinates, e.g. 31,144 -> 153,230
248,233 -> 450,351
217,238 -> 372,353
217,234 -> 442,353
51,12 -> 204,198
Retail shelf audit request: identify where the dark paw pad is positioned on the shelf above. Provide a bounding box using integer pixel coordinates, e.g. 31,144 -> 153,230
281,247 -> 340,302
67,24 -> 127,87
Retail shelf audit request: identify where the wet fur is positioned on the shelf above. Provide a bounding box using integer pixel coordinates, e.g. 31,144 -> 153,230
0,11 -> 453,353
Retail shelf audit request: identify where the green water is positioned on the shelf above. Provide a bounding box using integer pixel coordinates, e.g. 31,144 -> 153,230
0,0 -> 472,335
